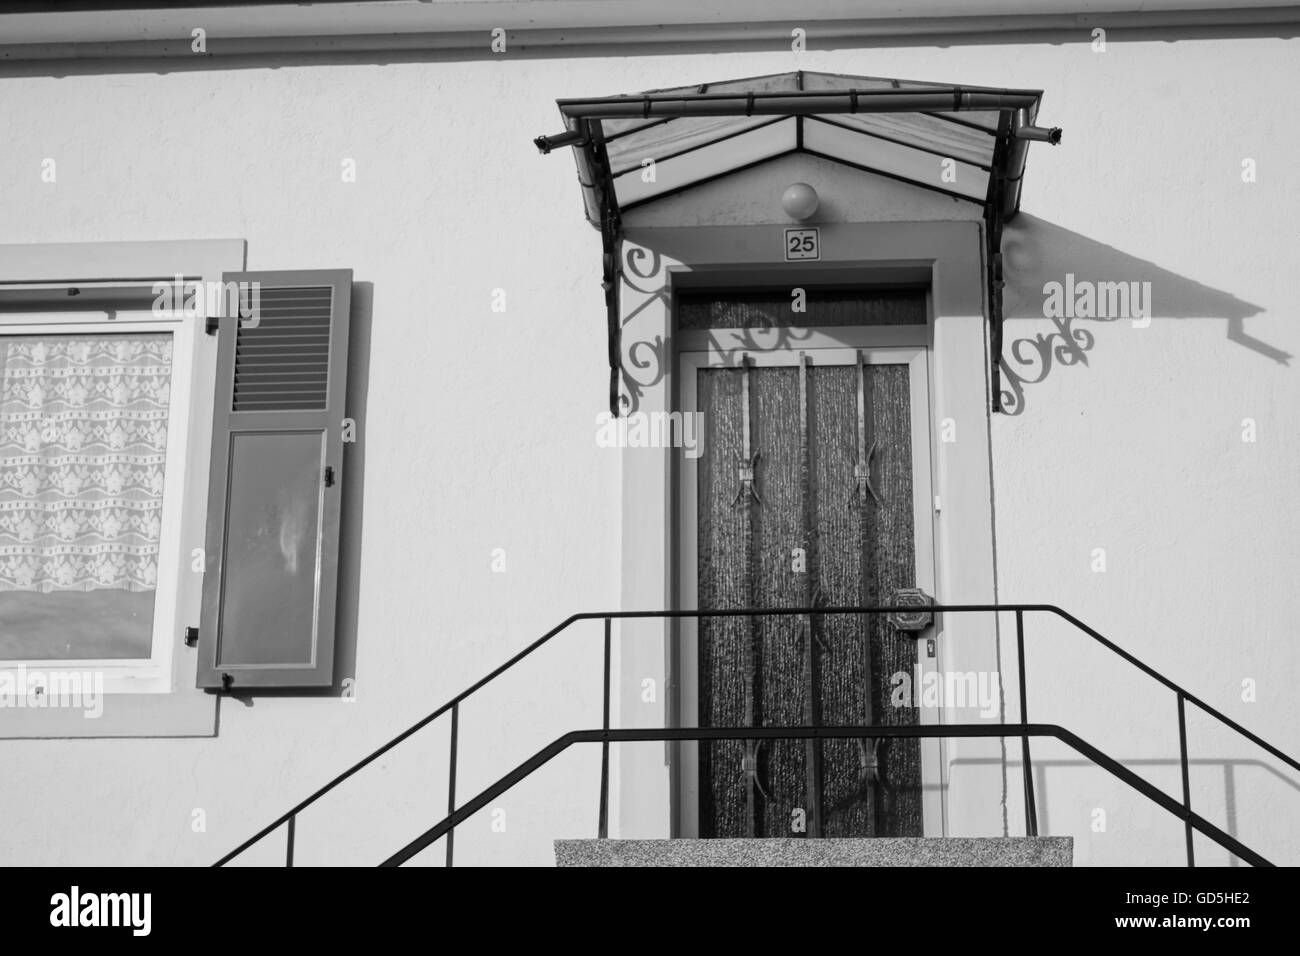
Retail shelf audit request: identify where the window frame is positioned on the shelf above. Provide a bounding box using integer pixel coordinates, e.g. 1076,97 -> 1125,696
0,239 -> 244,738
0,310 -> 196,693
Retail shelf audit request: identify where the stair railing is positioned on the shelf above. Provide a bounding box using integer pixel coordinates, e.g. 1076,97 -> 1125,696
214,605 -> 1300,868
382,723 -> 1272,867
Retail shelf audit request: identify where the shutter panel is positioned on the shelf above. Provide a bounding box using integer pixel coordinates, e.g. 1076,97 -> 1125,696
196,270 -> 351,689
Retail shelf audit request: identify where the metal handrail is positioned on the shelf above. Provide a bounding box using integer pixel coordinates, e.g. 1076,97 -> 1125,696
380,723 -> 1273,868
214,604 -> 1300,867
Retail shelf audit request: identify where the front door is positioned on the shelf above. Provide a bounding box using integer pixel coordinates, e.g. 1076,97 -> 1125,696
678,333 -> 937,839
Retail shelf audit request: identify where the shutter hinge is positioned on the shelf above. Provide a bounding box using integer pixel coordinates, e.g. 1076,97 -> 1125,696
183,626 -> 199,647
324,465 -> 336,487
221,673 -> 234,693
205,314 -> 220,336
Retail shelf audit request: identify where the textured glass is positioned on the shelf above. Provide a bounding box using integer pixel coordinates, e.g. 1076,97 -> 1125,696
678,289 -> 926,331
816,113 -> 991,167
612,119 -> 798,208
803,117 -> 989,200
596,71 -> 1002,208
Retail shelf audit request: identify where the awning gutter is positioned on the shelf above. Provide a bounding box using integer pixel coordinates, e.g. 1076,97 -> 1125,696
554,88 -> 1043,121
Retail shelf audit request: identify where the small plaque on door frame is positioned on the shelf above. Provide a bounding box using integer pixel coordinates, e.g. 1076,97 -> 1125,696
784,227 -> 820,261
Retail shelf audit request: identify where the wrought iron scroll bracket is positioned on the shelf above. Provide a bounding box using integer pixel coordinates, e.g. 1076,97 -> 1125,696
851,350 -> 882,508
860,737 -> 884,790
733,451 -> 762,506
858,738 -> 892,818
740,740 -> 771,802
589,119 -> 626,419
601,206 -> 624,419
851,440 -> 882,508
985,113 -> 1012,414
733,354 -> 762,507
807,584 -> 830,653
822,737 -> 888,822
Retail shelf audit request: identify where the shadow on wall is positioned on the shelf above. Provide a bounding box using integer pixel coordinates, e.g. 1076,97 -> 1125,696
953,754 -> 1300,866
219,280 -> 373,711
614,217 -> 1280,416
999,214 -> 1276,415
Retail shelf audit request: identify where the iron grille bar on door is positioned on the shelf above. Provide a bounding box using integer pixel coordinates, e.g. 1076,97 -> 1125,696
855,350 -> 881,833
798,352 -> 825,837
734,354 -> 764,836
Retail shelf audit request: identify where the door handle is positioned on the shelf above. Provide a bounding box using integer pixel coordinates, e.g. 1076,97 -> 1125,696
888,587 -> 935,632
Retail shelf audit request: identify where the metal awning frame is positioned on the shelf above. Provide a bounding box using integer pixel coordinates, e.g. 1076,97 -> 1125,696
536,78 -> 1061,415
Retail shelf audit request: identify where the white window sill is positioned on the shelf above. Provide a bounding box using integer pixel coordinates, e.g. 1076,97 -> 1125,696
0,682 -> 216,738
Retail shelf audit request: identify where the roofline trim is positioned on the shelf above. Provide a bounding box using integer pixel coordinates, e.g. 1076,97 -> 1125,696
2,6 -> 1299,73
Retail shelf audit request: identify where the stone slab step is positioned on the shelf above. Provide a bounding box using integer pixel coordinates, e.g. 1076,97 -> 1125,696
555,837 -> 1073,867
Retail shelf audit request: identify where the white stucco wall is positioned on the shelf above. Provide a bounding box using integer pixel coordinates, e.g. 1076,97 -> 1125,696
1,32 -> 1297,866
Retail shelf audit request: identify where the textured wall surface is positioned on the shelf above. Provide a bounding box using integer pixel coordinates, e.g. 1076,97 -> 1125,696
1,35 -> 1298,866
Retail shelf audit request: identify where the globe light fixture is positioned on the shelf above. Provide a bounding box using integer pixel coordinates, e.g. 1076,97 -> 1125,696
782,182 -> 819,221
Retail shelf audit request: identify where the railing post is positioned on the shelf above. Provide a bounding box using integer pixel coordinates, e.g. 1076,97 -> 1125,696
1016,610 -> 1039,837
446,702 -> 459,868
1177,691 -> 1194,866
285,813 -> 295,867
598,616 -> 611,839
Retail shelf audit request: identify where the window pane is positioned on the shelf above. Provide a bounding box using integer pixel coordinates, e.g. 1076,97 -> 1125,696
216,431 -> 323,667
0,332 -> 173,660
677,289 -> 927,330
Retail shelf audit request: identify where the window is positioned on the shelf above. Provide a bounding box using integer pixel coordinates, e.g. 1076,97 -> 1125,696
1,241 -> 233,737
0,310 -> 195,694
0,243 -> 353,737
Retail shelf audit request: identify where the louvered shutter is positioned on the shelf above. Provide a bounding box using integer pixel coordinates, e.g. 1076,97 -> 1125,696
196,270 -> 351,689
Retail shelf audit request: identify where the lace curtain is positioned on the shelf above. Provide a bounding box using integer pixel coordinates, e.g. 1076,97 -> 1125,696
0,333 -> 173,594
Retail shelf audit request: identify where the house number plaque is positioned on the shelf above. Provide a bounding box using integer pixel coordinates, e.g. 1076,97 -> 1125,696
784,227 -> 820,261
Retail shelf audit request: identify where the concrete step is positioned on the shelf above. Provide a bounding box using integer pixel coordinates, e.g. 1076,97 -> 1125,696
555,837 -> 1073,867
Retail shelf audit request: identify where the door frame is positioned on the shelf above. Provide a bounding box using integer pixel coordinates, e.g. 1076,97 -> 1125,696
673,337 -> 943,838
611,222 -> 1001,842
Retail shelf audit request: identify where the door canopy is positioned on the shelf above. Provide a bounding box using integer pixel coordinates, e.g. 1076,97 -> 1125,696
534,71 -> 1062,414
